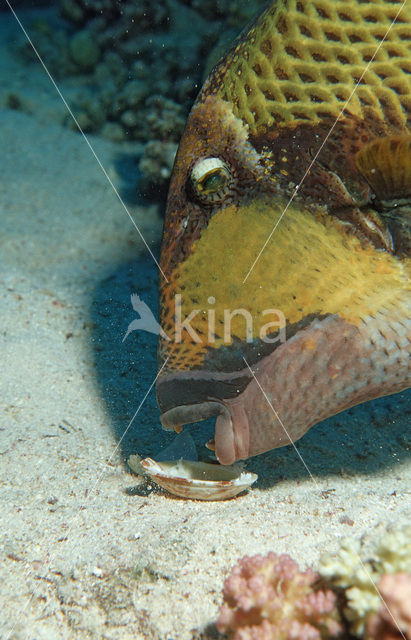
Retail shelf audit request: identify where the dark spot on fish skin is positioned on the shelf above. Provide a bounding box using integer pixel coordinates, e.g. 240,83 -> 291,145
277,15 -> 288,35
285,45 -> 301,58
260,39 -> 273,56
275,67 -> 289,80
325,31 -> 342,42
348,33 -> 363,43
337,55 -> 350,64
312,52 -> 327,62
251,106 -> 261,121
299,72 -> 315,83
285,92 -> 299,103
262,87 -> 277,101
253,62 -> 262,76
315,5 -> 330,19
299,24 -> 313,38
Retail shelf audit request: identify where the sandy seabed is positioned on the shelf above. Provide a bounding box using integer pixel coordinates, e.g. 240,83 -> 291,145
0,7 -> 410,640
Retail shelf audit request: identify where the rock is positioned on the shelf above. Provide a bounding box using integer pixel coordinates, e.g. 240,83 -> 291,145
69,30 -> 101,71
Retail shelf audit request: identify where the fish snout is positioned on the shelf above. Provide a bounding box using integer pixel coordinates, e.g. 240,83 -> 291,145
156,366 -> 255,464
157,311 -> 411,465
156,367 -> 252,425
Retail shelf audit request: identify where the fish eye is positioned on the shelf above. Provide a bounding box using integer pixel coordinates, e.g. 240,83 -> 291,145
190,157 -> 232,202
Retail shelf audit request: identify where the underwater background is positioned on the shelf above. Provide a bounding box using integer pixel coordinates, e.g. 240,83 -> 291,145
0,1 -> 410,638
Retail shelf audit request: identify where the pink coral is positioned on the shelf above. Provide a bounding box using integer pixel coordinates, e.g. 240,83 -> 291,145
216,553 -> 342,640
366,573 -> 411,640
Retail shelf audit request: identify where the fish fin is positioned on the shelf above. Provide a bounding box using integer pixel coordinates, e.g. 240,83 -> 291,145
355,135 -> 411,202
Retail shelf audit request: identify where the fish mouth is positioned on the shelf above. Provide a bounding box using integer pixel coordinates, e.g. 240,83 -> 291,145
160,400 -> 252,466
157,368 -> 253,465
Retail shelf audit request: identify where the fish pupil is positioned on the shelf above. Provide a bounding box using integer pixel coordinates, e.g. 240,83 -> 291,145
199,170 -> 227,193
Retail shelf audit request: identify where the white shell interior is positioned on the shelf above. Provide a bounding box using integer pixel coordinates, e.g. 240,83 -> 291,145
138,457 -> 258,500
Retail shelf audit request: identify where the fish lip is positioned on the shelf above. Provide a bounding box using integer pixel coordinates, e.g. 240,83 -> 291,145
160,401 -> 225,429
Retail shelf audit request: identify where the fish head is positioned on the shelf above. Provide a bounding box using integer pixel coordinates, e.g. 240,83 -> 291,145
156,0 -> 411,464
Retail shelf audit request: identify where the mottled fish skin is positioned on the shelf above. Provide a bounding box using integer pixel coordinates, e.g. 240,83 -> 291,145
156,0 -> 411,465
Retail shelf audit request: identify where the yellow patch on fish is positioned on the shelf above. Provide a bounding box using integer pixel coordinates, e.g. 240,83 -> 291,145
162,198 -> 409,370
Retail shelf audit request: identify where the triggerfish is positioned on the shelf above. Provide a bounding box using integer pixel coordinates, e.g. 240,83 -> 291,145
156,0 -> 411,465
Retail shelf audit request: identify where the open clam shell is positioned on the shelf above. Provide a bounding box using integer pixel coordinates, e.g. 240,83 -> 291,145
139,458 -> 257,501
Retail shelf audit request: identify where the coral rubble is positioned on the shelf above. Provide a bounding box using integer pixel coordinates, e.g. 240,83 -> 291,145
138,140 -> 178,198
6,0 -> 267,195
